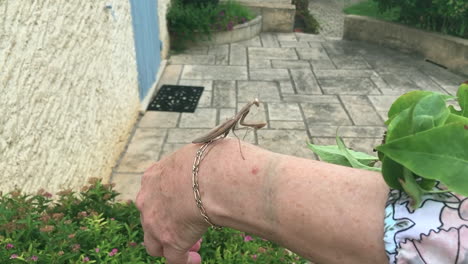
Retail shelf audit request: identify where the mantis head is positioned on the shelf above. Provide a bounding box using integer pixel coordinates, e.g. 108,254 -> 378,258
253,98 -> 260,107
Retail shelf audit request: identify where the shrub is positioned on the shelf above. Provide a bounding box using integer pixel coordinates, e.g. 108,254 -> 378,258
180,0 -> 219,7
292,0 -> 320,34
0,178 -> 307,263
292,0 -> 309,10
167,0 -> 255,51
374,0 -> 468,38
343,1 -> 400,22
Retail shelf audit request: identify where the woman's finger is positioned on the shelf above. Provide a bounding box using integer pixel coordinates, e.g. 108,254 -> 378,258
189,238 -> 202,252
143,232 -> 163,257
164,248 -> 202,264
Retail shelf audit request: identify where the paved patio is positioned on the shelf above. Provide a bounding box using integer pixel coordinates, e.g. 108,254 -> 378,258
111,32 -> 466,201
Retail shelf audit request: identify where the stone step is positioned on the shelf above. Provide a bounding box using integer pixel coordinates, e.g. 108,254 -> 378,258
222,0 -> 295,32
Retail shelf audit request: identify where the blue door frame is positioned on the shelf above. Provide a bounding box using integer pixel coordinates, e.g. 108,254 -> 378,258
129,0 -> 161,101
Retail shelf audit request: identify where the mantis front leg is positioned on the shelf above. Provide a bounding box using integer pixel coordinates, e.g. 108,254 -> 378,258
233,110 -> 267,160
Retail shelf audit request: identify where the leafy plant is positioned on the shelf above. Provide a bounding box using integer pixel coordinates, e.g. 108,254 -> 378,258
0,179 -> 307,263
180,0 -> 219,7
343,0 -> 400,22
292,0 -> 320,34
308,83 -> 468,209
372,0 -> 468,38
167,0 -> 255,51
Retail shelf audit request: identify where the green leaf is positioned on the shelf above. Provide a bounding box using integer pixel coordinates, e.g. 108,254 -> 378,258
386,90 -> 433,123
419,178 -> 437,191
386,93 -> 450,143
335,136 -> 381,172
386,107 -> 412,142
445,113 -> 468,125
386,91 -> 454,125
457,83 -> 468,117
376,123 -> 468,196
307,143 -> 378,167
399,168 -> 423,209
410,93 -> 449,131
449,105 -> 460,114
381,156 -> 404,190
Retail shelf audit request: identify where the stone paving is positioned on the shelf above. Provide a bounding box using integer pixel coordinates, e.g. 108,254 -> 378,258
111,32 -> 466,201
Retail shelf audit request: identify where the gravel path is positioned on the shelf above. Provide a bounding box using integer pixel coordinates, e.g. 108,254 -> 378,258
309,0 -> 365,38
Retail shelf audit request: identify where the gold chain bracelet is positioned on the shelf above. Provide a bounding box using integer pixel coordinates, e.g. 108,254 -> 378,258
192,140 -> 222,229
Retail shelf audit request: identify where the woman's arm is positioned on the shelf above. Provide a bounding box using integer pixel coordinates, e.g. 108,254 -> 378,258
136,138 -> 389,264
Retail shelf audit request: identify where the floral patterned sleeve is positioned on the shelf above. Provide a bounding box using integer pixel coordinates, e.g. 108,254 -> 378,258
384,185 -> 468,264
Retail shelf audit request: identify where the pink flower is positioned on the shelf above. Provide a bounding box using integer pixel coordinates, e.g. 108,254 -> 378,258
128,242 -> 138,247
72,244 -> 81,252
83,256 -> 90,262
227,21 -> 234,31
31,255 -> 38,261
251,254 -> 258,260
95,248 -> 100,253
5,243 -> 14,249
108,248 -> 118,256
10,254 -> 18,259
244,235 -> 253,242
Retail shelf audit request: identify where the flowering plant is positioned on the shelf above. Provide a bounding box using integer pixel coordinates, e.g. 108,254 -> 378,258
309,83 -> 468,209
0,179 -> 306,263
167,0 -> 255,50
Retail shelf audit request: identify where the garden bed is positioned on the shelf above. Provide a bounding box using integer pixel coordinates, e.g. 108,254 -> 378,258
233,0 -> 296,32
193,15 -> 262,45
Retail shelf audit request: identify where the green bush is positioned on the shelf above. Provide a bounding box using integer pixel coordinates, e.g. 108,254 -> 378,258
374,0 -> 468,38
292,0 -> 309,10
167,0 -> 255,50
180,0 -> 219,7
343,1 -> 400,22
0,179 -> 307,263
292,0 -> 320,34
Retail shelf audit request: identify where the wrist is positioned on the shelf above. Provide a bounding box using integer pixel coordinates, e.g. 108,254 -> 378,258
196,138 -> 280,239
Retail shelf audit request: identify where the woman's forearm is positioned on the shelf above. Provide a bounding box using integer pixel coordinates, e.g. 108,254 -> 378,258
272,153 -> 389,263
198,139 -> 389,264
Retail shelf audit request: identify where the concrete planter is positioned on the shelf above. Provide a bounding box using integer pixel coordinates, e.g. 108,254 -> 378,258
234,0 -> 295,32
343,15 -> 468,76
194,15 -> 262,45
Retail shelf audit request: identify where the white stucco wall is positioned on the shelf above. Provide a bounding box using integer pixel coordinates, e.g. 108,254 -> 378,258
159,0 -> 171,59
0,1 -> 140,194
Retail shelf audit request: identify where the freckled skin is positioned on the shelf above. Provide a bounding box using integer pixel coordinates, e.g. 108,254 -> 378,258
137,138 -> 389,264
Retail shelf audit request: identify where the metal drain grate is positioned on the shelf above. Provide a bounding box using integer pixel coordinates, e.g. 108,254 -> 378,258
147,85 -> 204,113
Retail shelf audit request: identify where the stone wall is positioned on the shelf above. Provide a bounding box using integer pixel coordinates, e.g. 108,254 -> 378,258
0,0 -> 140,194
344,15 -> 468,76
231,0 -> 295,32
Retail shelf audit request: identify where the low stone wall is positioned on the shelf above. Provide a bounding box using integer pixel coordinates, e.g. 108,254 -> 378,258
195,16 -> 262,45
224,0 -> 295,32
343,15 -> 468,76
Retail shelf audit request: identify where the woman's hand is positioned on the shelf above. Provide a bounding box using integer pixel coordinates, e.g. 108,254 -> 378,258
136,144 -> 208,264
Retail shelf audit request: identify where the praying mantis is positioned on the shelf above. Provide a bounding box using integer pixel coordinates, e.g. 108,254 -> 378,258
192,98 -> 267,159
